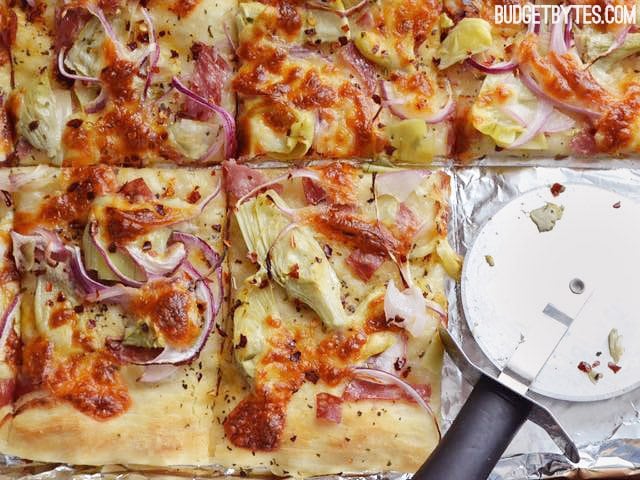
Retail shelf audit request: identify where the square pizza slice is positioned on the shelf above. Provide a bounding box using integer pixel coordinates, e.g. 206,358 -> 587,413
7,0 -> 236,167
5,165 -> 226,465
214,160 -> 461,476
233,0 -> 452,164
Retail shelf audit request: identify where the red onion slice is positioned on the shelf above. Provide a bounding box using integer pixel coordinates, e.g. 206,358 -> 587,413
519,69 -> 601,120
350,366 -> 441,439
57,48 -> 101,83
508,100 -> 553,148
0,294 -> 19,349
384,280 -> 445,337
380,80 -> 455,123
7,166 -> 50,191
306,0 -> 369,17
138,364 -> 180,383
366,333 -> 407,373
125,242 -> 186,278
85,284 -> 139,303
235,169 -> 322,207
141,7 -> 160,98
549,8 -> 570,54
168,231 -> 222,275
66,245 -> 111,295
172,77 -> 236,158
84,87 -> 109,114
375,170 -> 430,203
88,221 -> 144,287
466,57 -> 518,74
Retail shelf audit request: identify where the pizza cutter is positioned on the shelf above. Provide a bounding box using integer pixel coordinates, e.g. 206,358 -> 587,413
414,184 -> 640,480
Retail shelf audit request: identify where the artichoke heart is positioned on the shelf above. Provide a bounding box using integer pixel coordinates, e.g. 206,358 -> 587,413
14,79 -> 72,163
470,73 -> 547,149
168,118 -> 220,160
437,18 -> 492,69
233,274 -> 277,378
385,119 -> 443,163
251,106 -> 315,160
65,17 -> 108,78
236,192 -> 349,329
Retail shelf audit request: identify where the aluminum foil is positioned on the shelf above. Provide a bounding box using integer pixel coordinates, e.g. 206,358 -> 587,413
446,166 -> 640,480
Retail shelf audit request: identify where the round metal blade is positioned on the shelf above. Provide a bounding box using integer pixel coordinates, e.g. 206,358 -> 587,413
461,184 -> 640,402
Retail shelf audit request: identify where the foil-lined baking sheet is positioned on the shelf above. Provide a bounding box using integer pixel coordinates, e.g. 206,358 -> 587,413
447,166 -> 640,480
2,165 -> 640,480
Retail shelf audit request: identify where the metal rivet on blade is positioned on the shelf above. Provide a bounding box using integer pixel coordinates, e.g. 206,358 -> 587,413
569,278 -> 585,294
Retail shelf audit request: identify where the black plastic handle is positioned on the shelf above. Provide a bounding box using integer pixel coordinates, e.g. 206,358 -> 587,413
414,375 -> 533,480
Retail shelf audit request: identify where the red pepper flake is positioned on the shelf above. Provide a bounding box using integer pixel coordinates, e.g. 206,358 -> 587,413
577,361 -> 592,373
613,201 -> 621,209
186,188 -> 201,204
550,183 -> 565,197
608,362 -> 622,373
592,360 -> 600,368
288,264 -> 300,279
235,334 -> 247,349
246,252 -> 258,264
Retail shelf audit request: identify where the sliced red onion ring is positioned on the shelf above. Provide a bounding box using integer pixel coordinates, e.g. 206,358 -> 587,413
366,333 -> 407,373
384,280 -> 446,337
0,294 -> 19,349
375,170 -> 430,203
509,100 -> 553,148
564,10 -> 574,49
380,80 -> 455,124
306,0 -> 368,17
125,242 -> 186,278
132,278 -> 218,365
85,283 -> 139,303
586,24 -> 632,67
168,231 -> 222,275
141,7 -> 160,98
172,77 -> 236,158
549,8 -> 570,54
235,169 -> 322,207
466,57 -> 518,74
519,69 -> 601,120
88,221 -> 143,287
138,364 -> 180,383
85,5 -> 123,53
84,87 -> 109,114
350,366 -> 441,439
67,245 -> 111,295
527,9 -> 541,35
57,48 -> 101,83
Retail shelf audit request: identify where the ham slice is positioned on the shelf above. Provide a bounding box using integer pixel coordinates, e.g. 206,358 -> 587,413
346,248 -> 385,281
54,8 -> 90,55
342,379 -> 431,403
183,42 -> 229,121
302,177 -> 327,205
337,43 -> 377,96
316,392 -> 342,423
223,160 -> 282,203
570,130 -> 597,155
118,178 -> 154,203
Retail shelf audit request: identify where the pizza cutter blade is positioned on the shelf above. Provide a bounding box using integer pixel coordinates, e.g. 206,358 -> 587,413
414,184 -> 640,480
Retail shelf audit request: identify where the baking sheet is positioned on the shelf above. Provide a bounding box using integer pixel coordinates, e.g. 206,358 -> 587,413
447,166 -> 640,480
2,166 -> 639,480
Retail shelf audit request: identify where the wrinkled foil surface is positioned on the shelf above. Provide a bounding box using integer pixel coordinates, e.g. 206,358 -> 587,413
2,165 -> 640,480
447,166 -> 640,480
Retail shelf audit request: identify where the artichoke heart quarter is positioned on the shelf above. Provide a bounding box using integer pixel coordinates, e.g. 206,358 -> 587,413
236,192 -> 349,329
